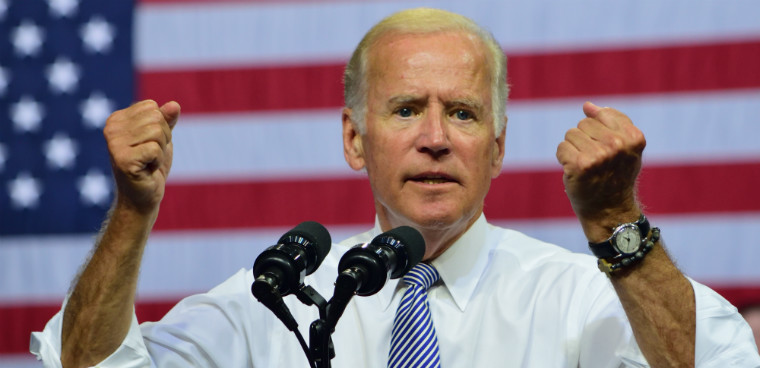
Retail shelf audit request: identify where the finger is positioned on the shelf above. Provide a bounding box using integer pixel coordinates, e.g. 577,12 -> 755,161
582,101 -> 634,131
577,117 -> 609,141
556,140 -> 580,167
160,101 -> 181,130
128,110 -> 170,151
582,101 -> 602,118
131,141 -> 165,175
127,99 -> 160,117
563,127 -> 598,152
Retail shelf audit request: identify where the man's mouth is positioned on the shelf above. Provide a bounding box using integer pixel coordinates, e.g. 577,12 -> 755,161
409,174 -> 456,185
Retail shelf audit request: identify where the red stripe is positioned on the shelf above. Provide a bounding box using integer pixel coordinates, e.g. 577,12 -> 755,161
708,285 -> 760,311
6,284 -> 759,355
0,301 -> 176,355
138,40 -> 760,114
154,161 -> 760,231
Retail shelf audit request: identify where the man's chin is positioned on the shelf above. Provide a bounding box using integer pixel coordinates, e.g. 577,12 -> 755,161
403,207 -> 473,231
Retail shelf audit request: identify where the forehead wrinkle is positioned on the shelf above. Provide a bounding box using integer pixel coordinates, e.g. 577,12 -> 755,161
366,31 -> 493,115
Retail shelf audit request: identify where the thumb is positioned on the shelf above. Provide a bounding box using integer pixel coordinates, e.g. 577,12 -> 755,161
582,101 -> 602,118
159,101 -> 181,129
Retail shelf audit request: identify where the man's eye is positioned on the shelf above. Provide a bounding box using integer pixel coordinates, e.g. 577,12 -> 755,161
397,107 -> 414,118
454,110 -> 473,120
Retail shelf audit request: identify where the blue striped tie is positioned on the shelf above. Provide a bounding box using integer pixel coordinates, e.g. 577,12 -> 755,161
388,263 -> 442,368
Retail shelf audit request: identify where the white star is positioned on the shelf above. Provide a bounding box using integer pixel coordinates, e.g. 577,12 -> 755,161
11,20 -> 45,57
80,92 -> 114,128
78,169 -> 111,206
0,66 -> 9,96
8,172 -> 43,209
11,96 -> 45,132
43,133 -> 78,169
0,0 -> 7,21
48,0 -> 78,18
0,143 -> 7,172
80,16 -> 115,54
46,57 -> 81,94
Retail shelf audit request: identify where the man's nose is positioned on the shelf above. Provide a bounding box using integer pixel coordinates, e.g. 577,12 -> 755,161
415,112 -> 451,157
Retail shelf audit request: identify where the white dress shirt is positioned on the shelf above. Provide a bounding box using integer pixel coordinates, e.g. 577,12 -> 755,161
31,215 -> 760,367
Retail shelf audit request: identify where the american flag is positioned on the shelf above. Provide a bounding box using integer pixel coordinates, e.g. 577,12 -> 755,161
2,0 -> 760,365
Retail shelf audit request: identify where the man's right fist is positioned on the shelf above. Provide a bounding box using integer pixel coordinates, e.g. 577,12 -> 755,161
104,100 -> 180,215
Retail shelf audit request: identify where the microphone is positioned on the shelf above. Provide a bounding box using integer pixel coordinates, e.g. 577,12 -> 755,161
336,226 -> 425,296
251,221 -> 331,331
252,221 -> 332,297
324,226 -> 425,330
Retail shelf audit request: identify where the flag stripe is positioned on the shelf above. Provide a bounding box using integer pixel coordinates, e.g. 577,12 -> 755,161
135,0 -> 760,69
164,90 -> 760,182
6,215 -> 760,302
4,284 -> 759,355
154,161 -> 760,231
138,40 -> 760,114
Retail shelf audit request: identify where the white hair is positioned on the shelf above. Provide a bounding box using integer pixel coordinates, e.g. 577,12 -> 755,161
343,8 -> 508,135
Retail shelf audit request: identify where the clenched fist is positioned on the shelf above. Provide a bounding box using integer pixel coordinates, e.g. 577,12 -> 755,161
556,102 -> 645,231
104,100 -> 180,215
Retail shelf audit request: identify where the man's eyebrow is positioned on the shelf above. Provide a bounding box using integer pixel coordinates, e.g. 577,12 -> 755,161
387,95 -> 425,105
386,95 -> 483,109
447,98 -> 484,111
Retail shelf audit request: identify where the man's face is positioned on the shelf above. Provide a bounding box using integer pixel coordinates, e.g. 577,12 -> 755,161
343,30 -> 505,257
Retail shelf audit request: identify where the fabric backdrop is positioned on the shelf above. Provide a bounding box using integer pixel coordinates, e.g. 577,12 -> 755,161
1,0 -> 759,365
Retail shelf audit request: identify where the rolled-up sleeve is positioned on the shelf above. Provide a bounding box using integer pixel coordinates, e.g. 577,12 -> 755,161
691,279 -> 760,367
30,299 -> 153,368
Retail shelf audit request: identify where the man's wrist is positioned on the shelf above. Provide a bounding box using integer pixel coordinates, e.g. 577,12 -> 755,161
578,205 -> 642,243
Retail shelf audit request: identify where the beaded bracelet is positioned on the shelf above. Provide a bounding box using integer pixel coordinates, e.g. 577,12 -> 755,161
598,227 -> 661,275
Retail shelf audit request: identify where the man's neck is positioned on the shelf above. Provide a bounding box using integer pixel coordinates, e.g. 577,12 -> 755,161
377,211 -> 482,261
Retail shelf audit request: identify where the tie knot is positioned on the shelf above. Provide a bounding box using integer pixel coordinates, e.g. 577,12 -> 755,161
403,263 -> 439,290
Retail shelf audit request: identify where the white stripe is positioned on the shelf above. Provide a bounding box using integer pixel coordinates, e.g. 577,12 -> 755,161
0,356 -> 39,367
493,212 -> 760,284
136,0 -> 760,69
2,214 -> 759,302
169,108 -> 355,183
0,224 -> 368,301
167,90 -> 760,182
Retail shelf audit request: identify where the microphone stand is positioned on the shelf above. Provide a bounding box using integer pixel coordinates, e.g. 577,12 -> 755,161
294,286 -> 335,368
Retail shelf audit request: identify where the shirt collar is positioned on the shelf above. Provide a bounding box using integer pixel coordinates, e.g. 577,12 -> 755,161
375,214 -> 490,312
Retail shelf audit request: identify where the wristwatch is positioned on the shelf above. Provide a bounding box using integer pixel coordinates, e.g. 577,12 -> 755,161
588,214 -> 650,259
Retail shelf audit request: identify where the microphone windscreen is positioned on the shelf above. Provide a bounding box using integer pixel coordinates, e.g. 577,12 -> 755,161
278,221 -> 332,270
383,226 -> 425,273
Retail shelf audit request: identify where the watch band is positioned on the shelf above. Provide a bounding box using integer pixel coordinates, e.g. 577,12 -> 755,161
598,227 -> 660,275
588,214 -> 650,259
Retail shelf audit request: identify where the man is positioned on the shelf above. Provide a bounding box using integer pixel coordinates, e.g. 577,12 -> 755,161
32,8 -> 759,367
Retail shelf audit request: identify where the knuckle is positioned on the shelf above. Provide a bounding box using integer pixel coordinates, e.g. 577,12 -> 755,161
630,128 -> 646,149
143,141 -> 163,156
146,109 -> 164,124
578,117 -> 596,130
145,123 -> 163,137
136,99 -> 158,110
607,135 -> 625,151
564,127 -> 580,141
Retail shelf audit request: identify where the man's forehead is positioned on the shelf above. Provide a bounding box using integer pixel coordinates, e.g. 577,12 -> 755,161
365,32 -> 490,95
366,31 -> 489,77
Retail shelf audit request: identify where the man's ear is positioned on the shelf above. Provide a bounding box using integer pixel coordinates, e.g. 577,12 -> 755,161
491,116 -> 507,178
343,107 -> 366,171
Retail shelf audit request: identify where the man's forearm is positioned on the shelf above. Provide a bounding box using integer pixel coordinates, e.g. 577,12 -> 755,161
581,207 -> 696,367
610,242 -> 696,367
61,203 -> 155,367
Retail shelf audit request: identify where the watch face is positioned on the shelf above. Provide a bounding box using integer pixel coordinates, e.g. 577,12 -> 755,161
614,226 -> 641,254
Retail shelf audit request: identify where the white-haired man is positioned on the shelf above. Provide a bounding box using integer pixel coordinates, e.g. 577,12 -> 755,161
33,8 -> 759,367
